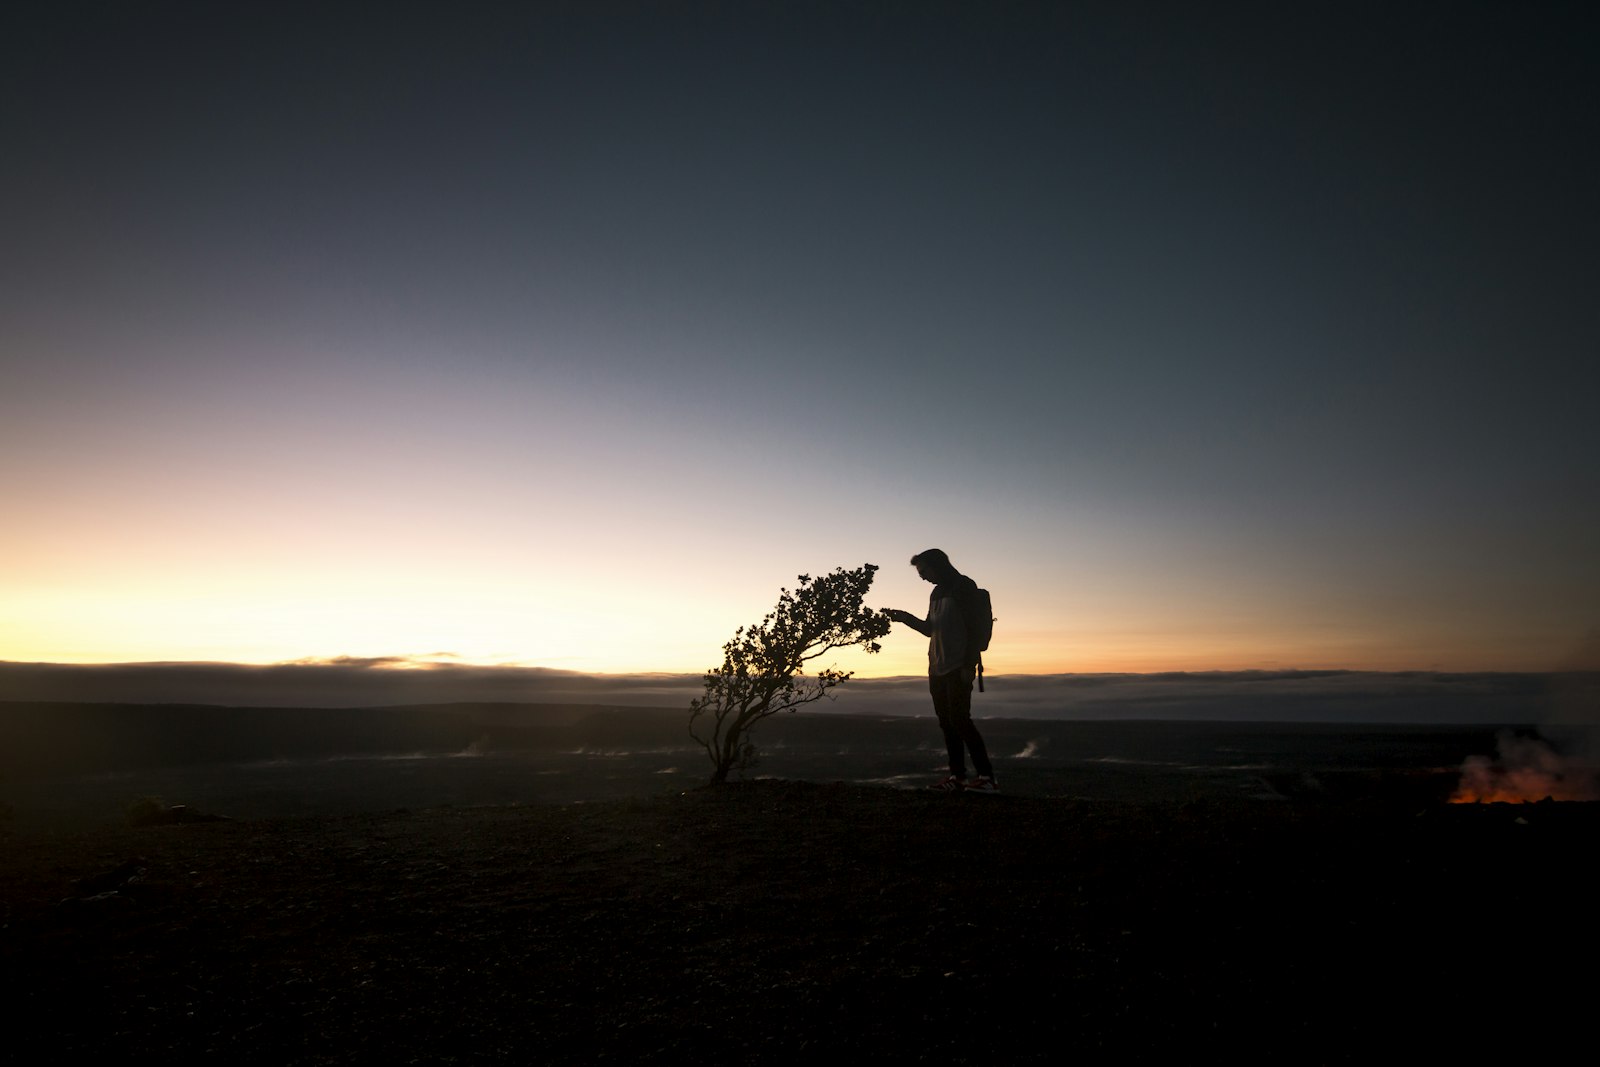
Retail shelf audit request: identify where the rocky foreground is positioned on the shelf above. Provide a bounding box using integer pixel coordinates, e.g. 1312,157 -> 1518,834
3,779 -> 1594,1062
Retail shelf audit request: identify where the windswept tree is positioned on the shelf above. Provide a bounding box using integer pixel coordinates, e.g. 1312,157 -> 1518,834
690,564 -> 892,784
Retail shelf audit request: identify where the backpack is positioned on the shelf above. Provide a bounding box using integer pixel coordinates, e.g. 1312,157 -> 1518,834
966,583 -> 995,692
971,586 -> 994,654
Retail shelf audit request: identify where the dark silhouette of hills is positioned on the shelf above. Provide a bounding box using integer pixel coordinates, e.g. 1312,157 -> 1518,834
0,702 -> 686,778
0,700 -> 1543,786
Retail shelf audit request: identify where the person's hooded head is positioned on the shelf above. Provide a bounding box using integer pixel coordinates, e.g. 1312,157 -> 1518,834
910,548 -> 957,585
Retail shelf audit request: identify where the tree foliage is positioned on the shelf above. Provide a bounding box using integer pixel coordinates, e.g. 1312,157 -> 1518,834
689,564 -> 891,784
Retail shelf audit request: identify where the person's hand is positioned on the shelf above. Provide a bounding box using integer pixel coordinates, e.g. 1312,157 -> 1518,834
882,608 -> 911,625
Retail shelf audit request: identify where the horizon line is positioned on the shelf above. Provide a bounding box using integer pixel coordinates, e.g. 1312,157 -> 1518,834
6,658 -> 1592,679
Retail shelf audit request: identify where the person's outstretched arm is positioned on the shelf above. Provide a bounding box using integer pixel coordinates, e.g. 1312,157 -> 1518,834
883,608 -> 931,637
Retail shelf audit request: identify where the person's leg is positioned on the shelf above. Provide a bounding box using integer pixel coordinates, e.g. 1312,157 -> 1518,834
929,672 -> 967,778
945,667 -> 994,779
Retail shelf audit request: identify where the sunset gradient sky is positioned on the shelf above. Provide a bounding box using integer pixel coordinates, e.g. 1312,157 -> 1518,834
3,3 -> 1596,679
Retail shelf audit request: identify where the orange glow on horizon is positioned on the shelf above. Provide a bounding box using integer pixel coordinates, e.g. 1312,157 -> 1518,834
1,520 -> 1583,677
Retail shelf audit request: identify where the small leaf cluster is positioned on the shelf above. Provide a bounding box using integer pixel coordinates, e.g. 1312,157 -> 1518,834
689,563 -> 891,783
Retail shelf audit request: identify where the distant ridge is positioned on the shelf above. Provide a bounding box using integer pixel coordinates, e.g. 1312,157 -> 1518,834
0,660 -> 700,709
3,660 -> 1596,726
0,701 -> 688,778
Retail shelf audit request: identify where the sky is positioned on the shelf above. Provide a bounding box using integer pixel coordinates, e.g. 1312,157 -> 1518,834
3,1 -> 1597,681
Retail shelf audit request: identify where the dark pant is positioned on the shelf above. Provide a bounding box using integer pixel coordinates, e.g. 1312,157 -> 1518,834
930,667 -> 993,779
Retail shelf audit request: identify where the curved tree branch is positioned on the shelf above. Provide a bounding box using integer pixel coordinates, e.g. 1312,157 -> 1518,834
689,564 -> 891,784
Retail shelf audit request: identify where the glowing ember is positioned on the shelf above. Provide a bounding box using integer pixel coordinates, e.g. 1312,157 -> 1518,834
1449,733 -> 1600,804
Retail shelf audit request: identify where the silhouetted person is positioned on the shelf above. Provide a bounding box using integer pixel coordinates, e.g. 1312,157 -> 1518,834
884,549 -> 997,792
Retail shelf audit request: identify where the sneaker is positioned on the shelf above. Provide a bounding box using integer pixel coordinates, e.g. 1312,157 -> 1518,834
931,774 -> 966,792
964,775 -> 1000,794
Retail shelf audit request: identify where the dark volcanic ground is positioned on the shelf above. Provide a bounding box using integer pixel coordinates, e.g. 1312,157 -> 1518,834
0,707 -> 1534,826
2,711 -> 1596,1061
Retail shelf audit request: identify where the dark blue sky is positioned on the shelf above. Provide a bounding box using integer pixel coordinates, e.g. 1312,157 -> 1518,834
3,2 -> 1596,673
